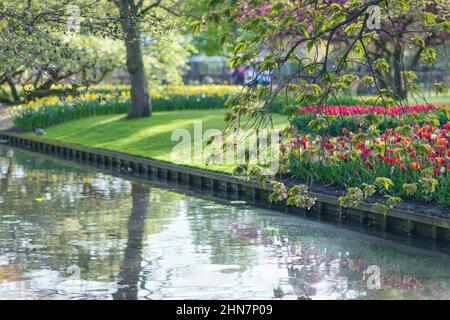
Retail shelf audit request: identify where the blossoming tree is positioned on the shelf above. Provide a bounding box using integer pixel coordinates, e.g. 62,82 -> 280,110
204,0 -> 449,210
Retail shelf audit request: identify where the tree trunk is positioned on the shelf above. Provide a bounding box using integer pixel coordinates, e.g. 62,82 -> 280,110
118,0 -> 151,118
113,183 -> 150,300
5,74 -> 21,103
392,48 -> 407,100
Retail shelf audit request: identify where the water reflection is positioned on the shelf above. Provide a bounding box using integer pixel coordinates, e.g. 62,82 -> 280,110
1,145 -> 450,300
113,183 -> 149,300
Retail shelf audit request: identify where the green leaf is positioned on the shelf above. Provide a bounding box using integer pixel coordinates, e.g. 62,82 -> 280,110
307,117 -> 327,132
375,177 -> 394,190
373,58 -> 390,73
420,48 -> 437,67
373,203 -> 388,215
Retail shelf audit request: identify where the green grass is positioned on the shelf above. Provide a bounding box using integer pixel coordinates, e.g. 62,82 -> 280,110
26,109 -> 287,173
412,95 -> 450,105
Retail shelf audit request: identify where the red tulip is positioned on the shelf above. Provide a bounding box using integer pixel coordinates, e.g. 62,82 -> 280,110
410,162 -> 419,170
300,137 -> 309,148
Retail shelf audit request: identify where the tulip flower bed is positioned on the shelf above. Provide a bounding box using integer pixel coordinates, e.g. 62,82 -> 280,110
298,104 -> 441,117
295,104 -> 449,136
284,123 -> 450,205
12,83 -> 405,131
12,85 -> 242,131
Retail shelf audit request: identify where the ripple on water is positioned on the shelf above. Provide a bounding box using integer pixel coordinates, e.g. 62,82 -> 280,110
1,145 -> 450,300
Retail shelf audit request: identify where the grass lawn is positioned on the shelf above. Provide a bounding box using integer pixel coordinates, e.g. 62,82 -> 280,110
408,94 -> 450,105
25,109 -> 287,173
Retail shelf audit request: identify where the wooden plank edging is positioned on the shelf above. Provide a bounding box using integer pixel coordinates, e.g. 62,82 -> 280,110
1,131 -> 449,240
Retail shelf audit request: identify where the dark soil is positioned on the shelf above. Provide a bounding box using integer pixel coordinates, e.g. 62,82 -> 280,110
282,176 -> 450,219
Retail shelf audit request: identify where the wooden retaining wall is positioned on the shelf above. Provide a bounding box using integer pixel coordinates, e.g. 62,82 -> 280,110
1,132 -> 449,242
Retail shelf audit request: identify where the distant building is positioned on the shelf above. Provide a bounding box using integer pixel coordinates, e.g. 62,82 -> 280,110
183,55 -> 230,84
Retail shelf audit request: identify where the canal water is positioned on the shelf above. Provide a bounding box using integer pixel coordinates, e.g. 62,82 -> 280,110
1,145 -> 450,300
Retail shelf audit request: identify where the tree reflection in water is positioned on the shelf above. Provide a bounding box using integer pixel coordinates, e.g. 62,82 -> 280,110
1,146 -> 450,300
113,183 -> 150,300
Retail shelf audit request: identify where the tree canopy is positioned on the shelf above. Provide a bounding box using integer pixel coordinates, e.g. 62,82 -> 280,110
0,0 -> 194,114
203,0 -> 448,130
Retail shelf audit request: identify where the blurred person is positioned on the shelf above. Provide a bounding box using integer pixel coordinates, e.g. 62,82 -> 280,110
244,66 -> 256,87
203,75 -> 214,84
257,70 -> 272,86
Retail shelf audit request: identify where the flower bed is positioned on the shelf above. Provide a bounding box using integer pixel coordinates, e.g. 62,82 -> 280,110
282,123 -> 450,204
12,85 -> 242,130
298,104 -> 442,117
294,104 -> 449,136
